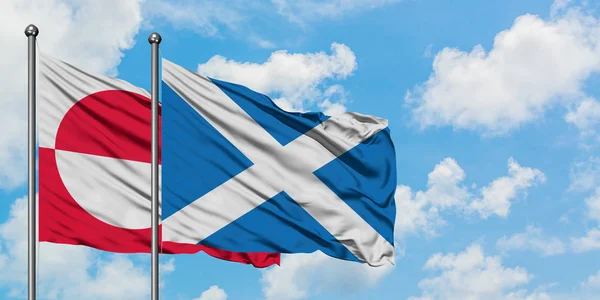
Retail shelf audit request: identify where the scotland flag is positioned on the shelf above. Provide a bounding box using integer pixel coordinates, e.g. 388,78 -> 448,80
161,59 -> 397,266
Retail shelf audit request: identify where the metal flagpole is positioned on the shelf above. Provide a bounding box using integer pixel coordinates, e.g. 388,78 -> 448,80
148,32 -> 162,300
25,24 -> 39,300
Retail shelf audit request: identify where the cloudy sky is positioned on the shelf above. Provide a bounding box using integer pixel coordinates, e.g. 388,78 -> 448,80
2,0 -> 600,299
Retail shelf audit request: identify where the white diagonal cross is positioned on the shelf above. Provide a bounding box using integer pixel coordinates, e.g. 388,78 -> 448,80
161,59 -> 394,266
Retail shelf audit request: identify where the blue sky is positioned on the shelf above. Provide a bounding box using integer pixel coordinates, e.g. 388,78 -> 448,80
2,0 -> 600,299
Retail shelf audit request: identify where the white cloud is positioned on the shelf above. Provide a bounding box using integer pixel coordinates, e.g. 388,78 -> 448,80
319,99 -> 347,116
570,188 -> 600,253
423,157 -> 470,208
507,270 -> 600,300
409,243 -> 542,300
496,225 -> 567,257
0,196 -> 175,299
142,1 -> 282,48
423,44 -> 434,58
565,98 -> 600,134
259,252 -> 394,300
581,270 -> 600,290
143,1 -> 401,46
394,158 -> 469,238
272,0 -> 402,24
569,157 -> 600,192
409,241 -> 599,300
248,35 -> 277,49
530,270 -> 600,300
394,185 -> 443,239
406,5 -> 600,136
0,0 -> 144,188
585,188 -> 600,222
197,43 -> 356,113
396,157 -> 545,239
73,256 -> 150,299
318,85 -> 348,116
504,289 -> 553,300
469,158 -> 546,219
551,0 -> 574,17
160,257 -> 176,273
143,0 -> 246,37
193,285 -> 228,300
571,228 -> 600,253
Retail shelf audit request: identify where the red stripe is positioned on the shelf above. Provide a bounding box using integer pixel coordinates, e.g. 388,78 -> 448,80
39,146 -> 279,267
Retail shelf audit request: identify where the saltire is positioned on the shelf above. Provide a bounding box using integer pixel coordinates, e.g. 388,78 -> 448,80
161,58 -> 397,266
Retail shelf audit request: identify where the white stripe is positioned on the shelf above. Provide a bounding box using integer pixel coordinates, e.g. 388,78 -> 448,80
39,53 -> 150,148
161,164 -> 278,244
56,150 -> 157,229
285,112 -> 389,171
162,59 -> 281,163
161,59 -> 394,266
286,173 -> 394,265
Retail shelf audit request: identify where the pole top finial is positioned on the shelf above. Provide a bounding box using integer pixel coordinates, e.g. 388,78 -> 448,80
24,24 -> 39,37
148,32 -> 162,44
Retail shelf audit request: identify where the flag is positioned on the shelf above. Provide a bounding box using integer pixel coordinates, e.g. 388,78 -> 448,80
38,53 -> 279,267
161,59 -> 397,266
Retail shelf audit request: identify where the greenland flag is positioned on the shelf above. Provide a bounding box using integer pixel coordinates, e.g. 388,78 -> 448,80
37,53 -> 279,267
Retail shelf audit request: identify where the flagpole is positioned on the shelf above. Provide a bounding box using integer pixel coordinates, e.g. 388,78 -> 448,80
25,24 -> 39,300
149,32 -> 162,300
